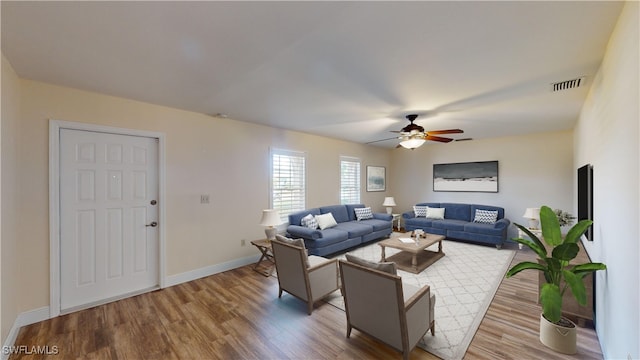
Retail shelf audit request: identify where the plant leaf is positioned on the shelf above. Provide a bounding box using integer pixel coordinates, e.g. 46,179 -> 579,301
564,219 -> 593,244
513,222 -> 547,256
540,283 -> 562,323
540,206 -> 562,246
511,236 -> 546,259
563,270 -> 587,306
572,262 -> 607,276
506,261 -> 547,278
552,243 -> 579,262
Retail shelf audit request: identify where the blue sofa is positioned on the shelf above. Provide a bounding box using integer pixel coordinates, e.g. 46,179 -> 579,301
402,202 -> 510,249
286,204 -> 393,256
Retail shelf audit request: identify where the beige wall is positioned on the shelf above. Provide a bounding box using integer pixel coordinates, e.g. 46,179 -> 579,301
388,130 -> 574,238
574,2 -> 639,358
7,75 -> 391,319
1,55 -> 22,342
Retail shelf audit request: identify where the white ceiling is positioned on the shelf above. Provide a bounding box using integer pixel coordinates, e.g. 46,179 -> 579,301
1,1 -> 624,147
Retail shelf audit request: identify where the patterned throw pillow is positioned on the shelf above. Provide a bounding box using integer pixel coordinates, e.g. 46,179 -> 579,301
474,209 -> 498,224
413,205 -> 428,217
354,207 -> 374,221
301,213 -> 318,229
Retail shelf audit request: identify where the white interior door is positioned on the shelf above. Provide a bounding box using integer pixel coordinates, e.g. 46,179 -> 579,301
60,129 -> 159,311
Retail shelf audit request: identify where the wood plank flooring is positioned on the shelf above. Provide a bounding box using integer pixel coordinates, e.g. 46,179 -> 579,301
11,243 -> 603,359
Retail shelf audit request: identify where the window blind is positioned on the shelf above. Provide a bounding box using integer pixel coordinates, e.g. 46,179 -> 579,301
340,157 -> 361,205
271,149 -> 306,222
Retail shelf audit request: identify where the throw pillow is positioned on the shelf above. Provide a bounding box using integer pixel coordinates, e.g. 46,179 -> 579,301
345,254 -> 397,275
474,209 -> 498,224
315,212 -> 338,230
275,234 -> 309,267
413,205 -> 428,217
354,207 -> 374,221
300,213 -> 318,229
426,207 -> 445,220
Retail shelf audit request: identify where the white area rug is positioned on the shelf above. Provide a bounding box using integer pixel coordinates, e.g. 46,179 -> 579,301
325,238 -> 515,360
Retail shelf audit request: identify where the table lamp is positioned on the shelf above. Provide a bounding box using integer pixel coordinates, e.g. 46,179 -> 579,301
522,207 -> 540,229
382,197 -> 397,214
259,209 -> 282,241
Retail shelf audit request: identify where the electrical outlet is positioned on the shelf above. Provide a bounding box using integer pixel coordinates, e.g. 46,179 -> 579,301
240,239 -> 246,247
200,194 -> 210,204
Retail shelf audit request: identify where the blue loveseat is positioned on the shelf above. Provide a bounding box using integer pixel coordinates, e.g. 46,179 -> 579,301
286,204 -> 393,256
402,202 -> 510,249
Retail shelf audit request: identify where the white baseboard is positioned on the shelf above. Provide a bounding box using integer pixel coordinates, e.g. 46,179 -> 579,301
2,306 -> 50,360
1,255 -> 260,359
164,254 -> 260,288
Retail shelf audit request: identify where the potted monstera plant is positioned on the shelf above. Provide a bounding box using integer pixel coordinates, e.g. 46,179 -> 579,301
506,205 -> 606,354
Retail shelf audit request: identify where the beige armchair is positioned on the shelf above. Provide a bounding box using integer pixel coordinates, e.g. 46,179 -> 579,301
271,237 -> 339,315
338,257 -> 435,360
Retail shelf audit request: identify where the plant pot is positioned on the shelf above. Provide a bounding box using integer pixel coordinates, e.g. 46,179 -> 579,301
539,313 -> 577,354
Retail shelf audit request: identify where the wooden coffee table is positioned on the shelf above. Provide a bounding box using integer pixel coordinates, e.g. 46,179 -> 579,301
378,233 -> 445,274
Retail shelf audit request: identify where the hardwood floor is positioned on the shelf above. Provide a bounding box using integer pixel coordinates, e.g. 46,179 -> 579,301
11,244 -> 602,359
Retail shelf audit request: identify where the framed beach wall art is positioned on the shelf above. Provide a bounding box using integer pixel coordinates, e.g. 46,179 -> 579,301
366,166 -> 386,192
433,161 -> 499,192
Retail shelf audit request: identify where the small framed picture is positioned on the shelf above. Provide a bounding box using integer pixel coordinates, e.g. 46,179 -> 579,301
366,166 -> 386,192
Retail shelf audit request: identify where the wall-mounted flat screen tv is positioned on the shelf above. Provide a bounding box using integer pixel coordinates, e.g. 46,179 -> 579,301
577,164 -> 593,241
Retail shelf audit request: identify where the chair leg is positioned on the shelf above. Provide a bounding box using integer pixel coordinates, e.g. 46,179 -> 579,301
278,288 -> 283,298
430,320 -> 436,336
307,301 -> 313,315
346,324 -> 352,338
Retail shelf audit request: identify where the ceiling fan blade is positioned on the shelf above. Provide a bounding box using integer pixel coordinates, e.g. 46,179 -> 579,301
366,137 -> 399,144
426,135 -> 454,143
426,129 -> 464,135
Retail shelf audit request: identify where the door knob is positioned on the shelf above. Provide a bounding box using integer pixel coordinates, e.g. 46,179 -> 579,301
146,221 -> 158,227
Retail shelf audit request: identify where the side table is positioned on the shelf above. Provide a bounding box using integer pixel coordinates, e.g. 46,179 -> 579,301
391,213 -> 401,231
250,239 -> 275,277
517,228 -> 542,249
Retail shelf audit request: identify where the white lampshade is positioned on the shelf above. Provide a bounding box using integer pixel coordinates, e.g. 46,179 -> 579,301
522,207 -> 540,229
382,197 -> 396,207
383,197 -> 396,214
399,138 -> 426,149
259,209 -> 282,240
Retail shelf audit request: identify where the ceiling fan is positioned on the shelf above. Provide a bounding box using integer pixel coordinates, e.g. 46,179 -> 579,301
367,114 -> 464,149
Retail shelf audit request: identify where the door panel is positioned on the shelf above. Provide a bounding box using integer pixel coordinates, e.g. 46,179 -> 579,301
60,129 -> 159,311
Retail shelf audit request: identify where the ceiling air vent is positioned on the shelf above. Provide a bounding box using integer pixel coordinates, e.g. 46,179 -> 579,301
551,77 -> 586,92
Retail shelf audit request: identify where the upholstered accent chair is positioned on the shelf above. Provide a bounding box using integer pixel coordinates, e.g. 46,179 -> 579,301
271,238 -> 340,315
338,259 -> 436,360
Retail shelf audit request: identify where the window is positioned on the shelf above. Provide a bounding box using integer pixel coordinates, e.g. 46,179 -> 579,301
271,149 -> 306,222
340,156 -> 361,204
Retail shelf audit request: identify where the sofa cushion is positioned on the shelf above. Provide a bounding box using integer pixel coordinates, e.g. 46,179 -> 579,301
345,254 -> 397,275
315,213 -> 338,230
303,228 -> 349,249
473,209 -> 498,224
301,214 -> 319,229
354,207 -> 374,221
463,222 -> 505,236
404,217 -> 434,228
289,208 -> 321,227
426,207 -> 445,219
432,219 -> 467,231
441,203 -> 472,221
359,218 -> 392,232
345,204 -> 365,221
320,205 -> 350,223
334,222 -> 373,238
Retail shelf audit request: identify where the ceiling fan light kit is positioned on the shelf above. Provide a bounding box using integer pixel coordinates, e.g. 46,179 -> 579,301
366,114 -> 465,149
399,136 -> 426,149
